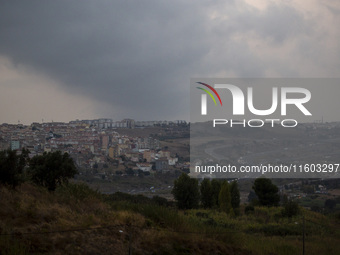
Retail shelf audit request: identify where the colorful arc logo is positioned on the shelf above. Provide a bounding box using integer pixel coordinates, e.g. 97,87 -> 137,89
196,82 -> 223,106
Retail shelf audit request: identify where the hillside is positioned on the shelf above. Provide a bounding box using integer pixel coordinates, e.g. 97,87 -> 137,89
0,183 -> 340,255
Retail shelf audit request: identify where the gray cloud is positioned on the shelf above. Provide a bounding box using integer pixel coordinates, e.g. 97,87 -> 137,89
0,0 -> 339,122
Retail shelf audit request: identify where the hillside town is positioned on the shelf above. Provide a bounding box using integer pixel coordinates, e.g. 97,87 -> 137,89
0,119 -> 189,177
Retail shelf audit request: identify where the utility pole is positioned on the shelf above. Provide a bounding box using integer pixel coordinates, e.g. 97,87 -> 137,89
128,232 -> 132,255
302,216 -> 305,255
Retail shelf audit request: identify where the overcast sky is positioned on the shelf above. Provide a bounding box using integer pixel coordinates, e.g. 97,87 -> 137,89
0,0 -> 339,124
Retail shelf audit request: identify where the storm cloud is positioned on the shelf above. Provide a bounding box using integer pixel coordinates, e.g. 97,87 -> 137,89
0,0 -> 339,123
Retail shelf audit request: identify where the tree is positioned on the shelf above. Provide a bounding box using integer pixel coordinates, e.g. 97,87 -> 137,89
200,178 -> 213,208
28,151 -> 78,191
0,149 -> 29,188
172,173 -> 199,209
219,181 -> 232,214
211,179 -> 222,208
282,199 -> 300,217
252,178 -> 280,207
230,181 -> 240,209
325,199 -> 337,210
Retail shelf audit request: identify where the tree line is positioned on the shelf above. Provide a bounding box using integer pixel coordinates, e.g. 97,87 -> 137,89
171,173 -> 293,215
171,173 -> 241,215
0,149 -> 78,191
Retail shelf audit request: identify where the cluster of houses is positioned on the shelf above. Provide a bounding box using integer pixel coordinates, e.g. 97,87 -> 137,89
0,119 -> 189,174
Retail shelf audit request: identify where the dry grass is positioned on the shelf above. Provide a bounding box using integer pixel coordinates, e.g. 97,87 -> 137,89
0,183 -> 339,255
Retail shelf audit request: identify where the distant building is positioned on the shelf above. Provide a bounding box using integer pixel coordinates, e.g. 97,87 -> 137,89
101,135 -> 109,149
155,157 -> 168,171
10,140 -> 20,150
0,140 -> 9,151
122,119 -> 135,129
159,150 -> 171,159
108,147 -> 115,159
136,163 -> 152,172
168,157 -> 178,166
143,150 -> 155,162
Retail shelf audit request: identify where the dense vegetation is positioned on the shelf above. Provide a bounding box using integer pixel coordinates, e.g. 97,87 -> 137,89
0,150 -> 339,254
0,149 -> 78,191
0,182 -> 339,255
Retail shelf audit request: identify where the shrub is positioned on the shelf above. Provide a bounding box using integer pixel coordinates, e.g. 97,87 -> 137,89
152,195 -> 169,207
245,205 -> 255,215
56,182 -> 102,202
282,200 -> 300,218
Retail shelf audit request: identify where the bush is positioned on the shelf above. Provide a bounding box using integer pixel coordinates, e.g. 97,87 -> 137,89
325,199 -> 337,210
282,200 -> 300,218
245,205 -> 255,215
247,223 -> 301,236
152,195 -> 169,207
56,182 -> 102,202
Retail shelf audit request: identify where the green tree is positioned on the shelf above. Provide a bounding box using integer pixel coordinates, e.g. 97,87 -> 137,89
230,181 -> 240,209
252,178 -> 280,207
172,173 -> 199,209
200,178 -> 213,208
28,151 -> 78,191
211,179 -> 222,208
325,199 -> 337,210
0,149 -> 29,188
219,181 -> 232,214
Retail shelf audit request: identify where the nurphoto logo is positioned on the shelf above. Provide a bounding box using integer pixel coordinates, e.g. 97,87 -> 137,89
196,81 -> 312,128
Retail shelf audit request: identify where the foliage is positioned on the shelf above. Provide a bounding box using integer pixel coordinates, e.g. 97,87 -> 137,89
218,181 -> 232,214
152,195 -> 170,207
281,200 -> 300,218
230,181 -> 240,209
105,192 -> 172,208
1,182 -> 340,255
325,199 -> 337,210
28,151 -> 78,191
200,178 -> 213,208
56,182 -> 102,202
245,205 -> 255,215
172,173 -> 199,209
0,149 -> 29,188
253,178 -> 280,207
211,179 -> 222,208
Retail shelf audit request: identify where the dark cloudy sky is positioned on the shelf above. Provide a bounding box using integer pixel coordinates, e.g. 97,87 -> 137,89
0,0 -> 339,124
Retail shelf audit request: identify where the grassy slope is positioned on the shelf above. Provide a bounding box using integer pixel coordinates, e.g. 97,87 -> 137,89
0,183 -> 339,255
